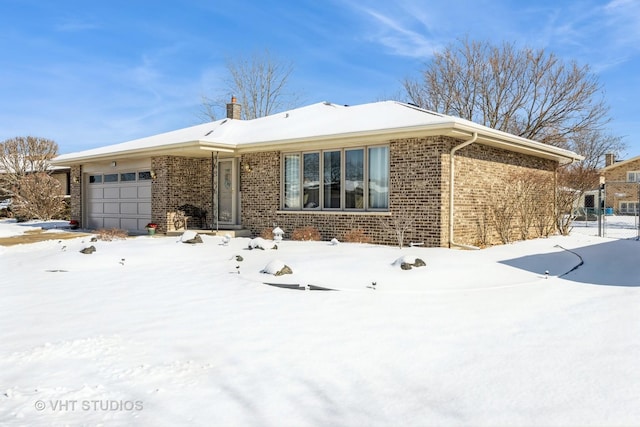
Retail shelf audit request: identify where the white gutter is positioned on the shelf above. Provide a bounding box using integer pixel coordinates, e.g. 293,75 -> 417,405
449,132 -> 480,250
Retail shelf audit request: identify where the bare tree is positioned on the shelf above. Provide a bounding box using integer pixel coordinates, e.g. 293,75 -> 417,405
200,49 -> 301,121
556,164 -> 600,235
568,128 -> 624,169
402,37 -> 624,166
0,136 -> 59,199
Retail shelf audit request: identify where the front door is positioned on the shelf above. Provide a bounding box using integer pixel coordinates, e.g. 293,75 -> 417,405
217,159 -> 237,225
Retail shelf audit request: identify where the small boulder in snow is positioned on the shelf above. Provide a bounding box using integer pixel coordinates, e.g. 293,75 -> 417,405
261,259 -> 293,276
330,238 -> 340,246
248,237 -> 277,250
79,245 -> 96,254
392,255 -> 426,270
180,230 -> 203,244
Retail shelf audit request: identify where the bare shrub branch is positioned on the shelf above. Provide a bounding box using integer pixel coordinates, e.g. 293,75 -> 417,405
379,213 -> 414,249
12,173 -> 66,220
95,228 -> 128,241
0,136 -> 58,198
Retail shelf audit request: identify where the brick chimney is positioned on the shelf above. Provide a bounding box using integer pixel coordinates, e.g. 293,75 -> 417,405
226,96 -> 242,120
605,153 -> 615,167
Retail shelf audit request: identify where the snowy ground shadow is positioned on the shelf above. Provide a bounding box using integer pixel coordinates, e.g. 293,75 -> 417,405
499,249 -> 576,277
501,239 -> 640,287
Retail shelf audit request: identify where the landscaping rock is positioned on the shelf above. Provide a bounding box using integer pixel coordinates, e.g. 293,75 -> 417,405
393,255 -> 426,270
249,237 -> 277,250
180,230 -> 203,244
183,234 -> 203,244
261,259 -> 293,276
79,245 -> 96,254
276,265 -> 293,276
413,258 -> 426,267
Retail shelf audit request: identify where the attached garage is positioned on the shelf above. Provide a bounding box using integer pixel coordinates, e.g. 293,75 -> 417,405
85,170 -> 152,233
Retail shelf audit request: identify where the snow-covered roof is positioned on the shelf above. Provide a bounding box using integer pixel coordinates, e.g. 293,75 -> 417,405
601,154 -> 640,172
53,101 -> 583,164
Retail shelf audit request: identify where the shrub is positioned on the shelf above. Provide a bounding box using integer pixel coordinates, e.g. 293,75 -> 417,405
12,173 -> 66,221
95,228 -> 128,241
259,228 -> 274,240
342,229 -> 372,244
291,226 -> 321,241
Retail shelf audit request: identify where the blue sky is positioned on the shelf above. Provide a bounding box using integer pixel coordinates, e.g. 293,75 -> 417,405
1,0 -> 639,157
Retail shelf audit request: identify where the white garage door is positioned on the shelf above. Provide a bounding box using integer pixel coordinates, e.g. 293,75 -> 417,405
86,170 -> 152,233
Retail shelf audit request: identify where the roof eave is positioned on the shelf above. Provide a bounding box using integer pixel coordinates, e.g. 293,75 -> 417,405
235,121 -> 584,164
51,141 -> 235,165
449,122 -> 584,164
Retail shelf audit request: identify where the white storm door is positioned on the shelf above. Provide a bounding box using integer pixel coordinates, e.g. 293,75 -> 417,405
218,159 -> 237,225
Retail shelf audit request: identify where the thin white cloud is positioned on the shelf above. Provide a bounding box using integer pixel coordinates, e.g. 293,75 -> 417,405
54,20 -> 100,32
602,0 -> 640,46
351,4 -> 440,58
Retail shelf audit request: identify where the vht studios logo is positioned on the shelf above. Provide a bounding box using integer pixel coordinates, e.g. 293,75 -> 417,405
35,399 -> 143,412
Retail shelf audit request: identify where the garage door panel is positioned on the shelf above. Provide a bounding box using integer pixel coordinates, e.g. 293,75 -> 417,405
120,218 -> 138,230
138,202 -> 151,215
88,217 -> 104,230
120,187 -> 138,198
88,188 -> 103,198
104,188 -> 119,199
121,203 -> 138,214
104,218 -> 120,229
138,186 -> 151,198
90,202 -> 104,214
104,203 -> 120,214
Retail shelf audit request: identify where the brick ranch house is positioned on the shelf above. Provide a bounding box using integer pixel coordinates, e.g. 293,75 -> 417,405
600,153 -> 640,215
52,99 -> 582,247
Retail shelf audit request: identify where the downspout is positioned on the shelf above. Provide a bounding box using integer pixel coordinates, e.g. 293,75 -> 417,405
449,132 -> 479,249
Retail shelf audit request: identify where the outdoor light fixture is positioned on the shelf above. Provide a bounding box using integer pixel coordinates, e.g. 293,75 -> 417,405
111,161 -> 117,167
72,176 -> 80,184
150,170 -> 157,180
243,162 -> 253,173
273,226 -> 284,243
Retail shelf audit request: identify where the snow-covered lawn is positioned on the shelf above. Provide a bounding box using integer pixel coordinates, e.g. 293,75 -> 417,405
1,218 -> 639,426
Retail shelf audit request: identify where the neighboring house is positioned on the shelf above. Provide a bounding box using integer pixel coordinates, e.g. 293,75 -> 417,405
52,99 -> 582,247
601,153 -> 640,215
0,162 -> 70,199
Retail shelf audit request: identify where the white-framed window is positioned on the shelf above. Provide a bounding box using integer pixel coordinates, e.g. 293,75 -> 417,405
619,201 -> 639,214
627,171 -> 640,182
282,146 -> 389,211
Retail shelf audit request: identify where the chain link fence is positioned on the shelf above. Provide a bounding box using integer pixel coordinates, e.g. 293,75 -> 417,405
572,211 -> 640,240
